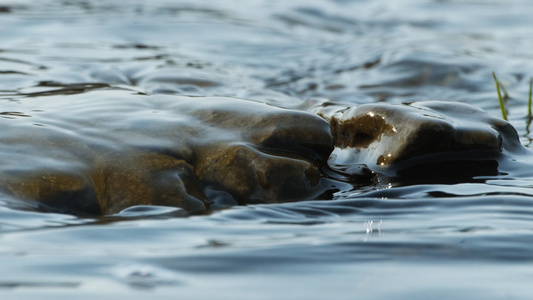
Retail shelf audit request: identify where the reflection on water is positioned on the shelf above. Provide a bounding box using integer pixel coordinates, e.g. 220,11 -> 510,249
2,0 -> 533,299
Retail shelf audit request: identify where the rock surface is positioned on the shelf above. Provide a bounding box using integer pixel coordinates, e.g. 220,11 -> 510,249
0,92 -> 523,215
322,101 -> 523,170
0,93 -> 334,215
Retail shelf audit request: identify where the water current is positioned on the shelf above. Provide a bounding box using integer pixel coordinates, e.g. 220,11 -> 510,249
1,0 -> 533,299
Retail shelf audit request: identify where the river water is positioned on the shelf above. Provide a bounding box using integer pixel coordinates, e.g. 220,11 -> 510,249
1,0 -> 533,299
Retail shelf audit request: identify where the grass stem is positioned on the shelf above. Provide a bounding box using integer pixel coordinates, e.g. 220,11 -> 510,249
527,78 -> 533,120
492,72 -> 508,121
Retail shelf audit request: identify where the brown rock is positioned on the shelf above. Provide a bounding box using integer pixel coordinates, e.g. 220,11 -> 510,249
0,93 -> 524,215
0,93 -> 333,215
324,100 -> 522,169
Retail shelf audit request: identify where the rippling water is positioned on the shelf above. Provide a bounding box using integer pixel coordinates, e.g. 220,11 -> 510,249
2,0 -> 533,299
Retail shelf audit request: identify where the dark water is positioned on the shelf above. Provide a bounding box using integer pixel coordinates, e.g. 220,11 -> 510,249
2,0 -> 533,299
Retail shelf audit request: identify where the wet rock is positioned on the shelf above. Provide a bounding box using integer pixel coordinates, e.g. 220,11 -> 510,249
323,100 -> 523,172
0,93 -> 334,215
0,93 -> 524,215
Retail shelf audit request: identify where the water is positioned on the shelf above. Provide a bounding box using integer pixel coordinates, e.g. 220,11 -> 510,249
1,0 -> 533,298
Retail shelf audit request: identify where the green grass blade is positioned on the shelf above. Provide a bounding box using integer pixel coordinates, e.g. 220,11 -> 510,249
527,78 -> 533,120
492,72 -> 508,121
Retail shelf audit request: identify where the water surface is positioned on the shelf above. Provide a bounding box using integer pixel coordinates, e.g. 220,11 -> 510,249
1,0 -> 533,299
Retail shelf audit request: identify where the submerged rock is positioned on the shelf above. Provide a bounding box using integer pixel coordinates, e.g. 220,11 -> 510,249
0,92 -> 523,215
0,93 -> 334,215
